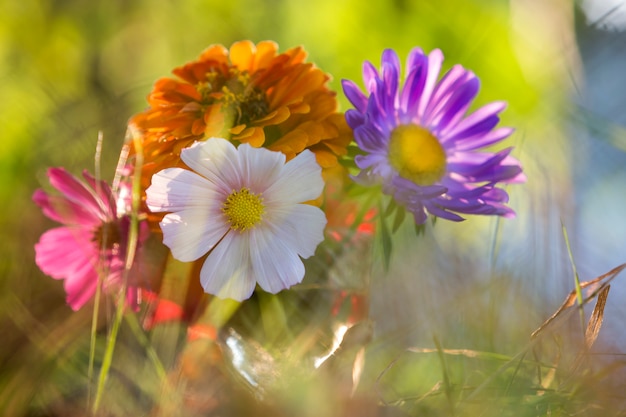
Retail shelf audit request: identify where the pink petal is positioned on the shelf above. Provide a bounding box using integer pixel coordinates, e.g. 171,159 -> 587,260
47,168 -> 105,216
33,189 -> 102,227
64,260 -> 99,310
34,227 -> 100,310
81,170 -> 117,217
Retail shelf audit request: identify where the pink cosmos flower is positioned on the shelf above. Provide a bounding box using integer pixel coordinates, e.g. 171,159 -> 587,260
33,168 -> 146,310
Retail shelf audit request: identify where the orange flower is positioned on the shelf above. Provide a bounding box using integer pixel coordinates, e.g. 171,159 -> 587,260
128,40 -> 352,191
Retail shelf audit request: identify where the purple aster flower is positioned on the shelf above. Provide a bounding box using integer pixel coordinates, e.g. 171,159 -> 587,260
342,48 -> 525,224
33,168 -> 148,310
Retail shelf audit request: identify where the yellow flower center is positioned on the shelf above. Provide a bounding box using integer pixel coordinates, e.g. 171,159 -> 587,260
200,68 -> 269,126
222,187 -> 265,231
388,125 -> 447,186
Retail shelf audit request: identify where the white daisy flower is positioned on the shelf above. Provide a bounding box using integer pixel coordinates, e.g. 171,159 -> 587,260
146,138 -> 327,301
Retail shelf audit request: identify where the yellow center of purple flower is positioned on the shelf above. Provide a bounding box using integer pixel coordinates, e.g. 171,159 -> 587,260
222,187 -> 265,231
388,125 -> 447,186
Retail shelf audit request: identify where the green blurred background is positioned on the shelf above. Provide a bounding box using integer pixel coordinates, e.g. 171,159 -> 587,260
2,0 -> 626,415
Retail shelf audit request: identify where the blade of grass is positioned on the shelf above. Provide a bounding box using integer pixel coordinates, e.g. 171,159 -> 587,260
93,127 -> 144,414
391,203 -> 405,233
87,271 -> 103,408
88,131 -> 105,408
124,312 -> 168,381
561,221 -> 585,338
433,335 -> 455,415
378,200 -> 392,271
92,294 -> 125,413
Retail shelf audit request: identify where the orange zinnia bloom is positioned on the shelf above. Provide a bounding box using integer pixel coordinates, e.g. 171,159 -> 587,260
128,40 -> 352,192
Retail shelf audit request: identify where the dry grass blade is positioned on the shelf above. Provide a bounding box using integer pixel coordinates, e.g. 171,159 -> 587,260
585,285 -> 610,350
406,347 -> 513,362
531,263 -> 626,339
567,285 -> 612,377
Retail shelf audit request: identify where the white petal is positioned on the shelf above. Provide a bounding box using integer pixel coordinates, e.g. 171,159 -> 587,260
180,138 -> 242,192
146,168 -> 224,212
237,143 -> 285,193
249,227 -> 305,294
160,208 -> 229,262
265,204 -> 326,258
264,150 -> 324,205
199,232 -> 257,301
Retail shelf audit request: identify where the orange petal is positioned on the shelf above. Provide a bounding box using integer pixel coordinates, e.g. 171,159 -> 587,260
283,46 -> 307,65
236,127 -> 265,147
311,148 -> 337,168
269,130 -> 309,155
229,40 -> 255,71
254,106 -> 291,125
181,101 -> 203,112
289,102 -> 310,114
229,124 -> 247,135
253,40 -> 279,70
191,118 -> 206,136
198,43 -> 229,63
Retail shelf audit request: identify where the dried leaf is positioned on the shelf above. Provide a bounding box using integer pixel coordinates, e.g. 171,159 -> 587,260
351,347 -> 366,397
585,285 -> 610,350
531,263 -> 626,339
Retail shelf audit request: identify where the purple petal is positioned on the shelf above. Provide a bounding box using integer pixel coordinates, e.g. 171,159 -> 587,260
406,47 -> 426,72
345,109 -> 365,129
342,79 -> 368,113
445,101 -> 507,139
381,49 -> 400,105
449,149 -> 523,183
431,76 -> 480,132
409,204 -> 428,224
450,127 -> 514,151
417,49 -> 444,118
354,125 -> 387,153
362,61 -> 379,93
399,54 -> 429,123
423,202 -> 466,222
423,66 -> 477,129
